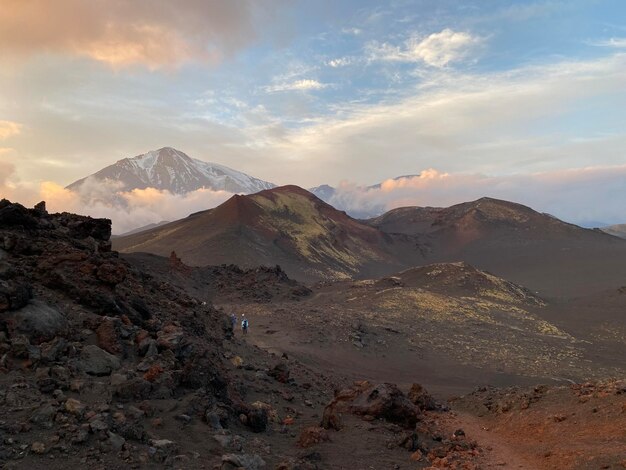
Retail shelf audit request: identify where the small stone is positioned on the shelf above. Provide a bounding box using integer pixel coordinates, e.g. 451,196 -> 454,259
89,419 -> 108,432
221,453 -> 266,470
108,432 -> 125,452
31,442 -> 46,454
213,434 -> 232,448
175,414 -> 191,424
205,411 -> 223,430
65,398 -> 86,417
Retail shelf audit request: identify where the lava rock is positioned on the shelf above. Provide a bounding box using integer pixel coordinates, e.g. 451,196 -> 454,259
268,363 -> 290,383
6,300 -> 68,343
80,344 -> 121,376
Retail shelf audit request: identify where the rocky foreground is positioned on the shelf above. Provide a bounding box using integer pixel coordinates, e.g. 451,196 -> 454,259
0,200 -> 487,469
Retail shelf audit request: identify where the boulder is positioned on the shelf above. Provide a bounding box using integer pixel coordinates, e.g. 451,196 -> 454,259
156,324 -> 184,350
96,262 -> 127,285
149,439 -> 179,463
40,337 -> 68,363
246,408 -> 268,433
268,363 -> 290,383
30,404 -> 57,429
349,383 -> 419,428
221,453 -> 266,470
0,280 -> 32,312
61,215 -> 111,241
96,318 -> 122,354
80,344 -> 121,376
322,382 -> 420,430
0,202 -> 37,228
297,426 -> 331,448
112,375 -> 152,400
408,383 -> 438,411
6,300 -> 68,343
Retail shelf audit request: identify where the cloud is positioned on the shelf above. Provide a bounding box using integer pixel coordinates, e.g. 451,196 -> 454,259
591,38 -> 626,48
262,53 -> 626,185
0,156 -> 40,203
264,79 -> 329,93
326,57 -> 353,68
0,121 -> 21,140
324,165 -> 626,226
341,27 -> 362,36
0,162 -> 234,234
40,179 -> 234,234
0,0 -> 287,68
367,29 -> 483,67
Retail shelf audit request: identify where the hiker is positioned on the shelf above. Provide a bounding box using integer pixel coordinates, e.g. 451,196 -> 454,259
230,313 -> 237,330
241,315 -> 249,335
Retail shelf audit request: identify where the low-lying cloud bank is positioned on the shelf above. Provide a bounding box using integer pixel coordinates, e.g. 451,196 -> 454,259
41,181 -> 234,235
325,166 -> 626,227
3,164 -> 626,233
0,166 -> 234,234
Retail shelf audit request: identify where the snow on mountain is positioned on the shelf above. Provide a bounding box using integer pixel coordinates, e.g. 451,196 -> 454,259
308,184 -> 336,201
67,147 -> 276,195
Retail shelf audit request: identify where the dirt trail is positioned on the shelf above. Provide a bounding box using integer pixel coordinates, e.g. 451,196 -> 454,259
441,411 -> 540,469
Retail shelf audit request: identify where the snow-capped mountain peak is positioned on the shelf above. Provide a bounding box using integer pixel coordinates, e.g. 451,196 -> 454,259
67,147 -> 276,195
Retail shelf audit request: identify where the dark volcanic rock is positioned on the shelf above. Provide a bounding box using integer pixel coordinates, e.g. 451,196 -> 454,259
246,408 -> 269,433
80,344 -> 121,376
408,383 -> 438,411
0,200 -> 38,227
0,200 -> 272,467
4,300 -> 68,343
322,381 -> 420,430
0,279 -> 32,312
268,362 -> 290,383
349,383 -> 419,428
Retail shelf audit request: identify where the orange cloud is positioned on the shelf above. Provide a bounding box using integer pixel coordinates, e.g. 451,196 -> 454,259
0,0 -> 285,68
0,121 -> 21,140
329,165 -> 626,226
39,180 -> 233,234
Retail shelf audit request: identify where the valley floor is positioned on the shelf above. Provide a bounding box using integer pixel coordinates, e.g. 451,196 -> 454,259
220,296 -> 626,470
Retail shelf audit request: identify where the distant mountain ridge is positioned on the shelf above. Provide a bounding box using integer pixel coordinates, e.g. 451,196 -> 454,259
67,147 -> 276,195
365,197 -> 626,296
113,188 -> 626,295
113,185 -> 423,282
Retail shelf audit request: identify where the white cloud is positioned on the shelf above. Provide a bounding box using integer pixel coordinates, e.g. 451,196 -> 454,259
40,180 -> 234,234
324,166 -> 626,226
591,37 -> 626,48
368,29 -> 483,67
0,163 -> 235,234
259,53 -> 626,185
327,57 -> 353,68
341,27 -> 362,36
264,79 -> 329,93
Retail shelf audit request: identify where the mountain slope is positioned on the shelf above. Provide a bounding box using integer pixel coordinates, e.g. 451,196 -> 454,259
367,197 -> 626,297
601,223 -> 626,239
67,147 -> 276,194
113,185 -> 423,281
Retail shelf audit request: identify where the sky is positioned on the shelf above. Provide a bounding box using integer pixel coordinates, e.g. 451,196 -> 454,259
1,0 -> 626,230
